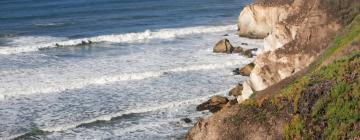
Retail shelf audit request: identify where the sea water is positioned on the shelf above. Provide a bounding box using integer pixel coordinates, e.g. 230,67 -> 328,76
0,0 -> 262,139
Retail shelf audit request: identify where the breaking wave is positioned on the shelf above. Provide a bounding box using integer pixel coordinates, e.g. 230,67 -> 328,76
0,60 -> 244,99
0,25 -> 235,55
5,90 -> 228,140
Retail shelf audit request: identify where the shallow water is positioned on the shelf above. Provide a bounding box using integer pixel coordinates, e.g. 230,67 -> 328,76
0,0 -> 262,139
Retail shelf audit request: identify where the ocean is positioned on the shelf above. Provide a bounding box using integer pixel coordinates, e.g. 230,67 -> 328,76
0,0 -> 262,139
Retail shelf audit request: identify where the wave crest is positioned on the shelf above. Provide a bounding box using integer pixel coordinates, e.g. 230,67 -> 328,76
0,25 -> 235,55
0,61 -> 244,99
4,90 -> 228,140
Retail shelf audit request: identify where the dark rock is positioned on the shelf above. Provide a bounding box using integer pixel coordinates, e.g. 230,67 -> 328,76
213,39 -> 234,53
243,49 -> 254,58
232,68 -> 241,75
81,41 -> 87,45
232,47 -> 244,53
196,95 -> 229,113
210,95 -> 229,104
241,42 -> 249,45
239,63 -> 255,76
223,34 -> 229,36
241,48 -> 258,58
229,99 -> 238,105
248,48 -> 258,51
225,99 -> 239,107
229,84 -> 243,97
181,118 -> 192,123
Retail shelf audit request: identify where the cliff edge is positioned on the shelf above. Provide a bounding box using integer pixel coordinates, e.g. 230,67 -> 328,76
237,0 -> 359,102
187,0 -> 360,139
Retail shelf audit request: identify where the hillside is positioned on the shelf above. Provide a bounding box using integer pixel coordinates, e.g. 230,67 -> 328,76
186,0 -> 360,139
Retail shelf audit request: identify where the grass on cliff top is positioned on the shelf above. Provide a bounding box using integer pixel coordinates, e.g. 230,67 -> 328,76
224,14 -> 360,139
282,52 -> 360,140
272,14 -> 360,109
275,14 -> 360,140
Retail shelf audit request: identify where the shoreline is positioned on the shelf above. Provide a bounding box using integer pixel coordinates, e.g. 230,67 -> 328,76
186,0 -> 360,139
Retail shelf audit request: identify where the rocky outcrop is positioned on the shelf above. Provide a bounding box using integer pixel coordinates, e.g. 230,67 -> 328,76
232,47 -> 244,53
213,39 -> 249,55
187,102 -> 288,140
228,84 -> 243,97
237,4 -> 289,39
196,95 -> 229,113
239,63 -> 255,76
187,0 -> 359,139
213,39 -> 234,53
236,0 -> 346,102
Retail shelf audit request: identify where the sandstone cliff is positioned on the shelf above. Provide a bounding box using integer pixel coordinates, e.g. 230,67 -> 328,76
187,0 -> 360,139
237,0 -> 359,102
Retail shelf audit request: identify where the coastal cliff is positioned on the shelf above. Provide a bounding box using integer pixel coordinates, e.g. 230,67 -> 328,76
238,0 -> 345,101
187,0 -> 360,139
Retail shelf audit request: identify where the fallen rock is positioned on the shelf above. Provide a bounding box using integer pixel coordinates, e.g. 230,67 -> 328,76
229,84 -> 243,97
232,68 -> 241,75
196,95 -> 229,113
232,47 -> 244,53
241,48 -> 257,58
181,118 -> 192,123
225,99 -> 238,107
239,63 -> 255,76
241,42 -> 248,45
213,39 -> 234,53
209,95 -> 228,104
243,49 -> 254,58
223,34 -> 229,36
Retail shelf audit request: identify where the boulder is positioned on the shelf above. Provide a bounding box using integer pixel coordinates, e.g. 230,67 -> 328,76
181,118 -> 192,123
239,63 -> 255,76
196,95 -> 229,113
243,49 -> 254,58
228,84 -> 243,97
225,99 -> 238,107
213,39 -> 234,53
232,68 -> 241,75
241,48 -> 258,58
232,47 -> 244,53
209,95 -> 228,104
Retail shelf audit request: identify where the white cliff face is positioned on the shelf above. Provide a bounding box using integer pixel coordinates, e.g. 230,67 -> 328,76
264,24 -> 298,52
237,4 -> 293,102
237,5 -> 289,39
237,80 -> 253,102
236,0 -> 341,103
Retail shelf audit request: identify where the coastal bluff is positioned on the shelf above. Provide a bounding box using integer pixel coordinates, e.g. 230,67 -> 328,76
187,0 -> 360,139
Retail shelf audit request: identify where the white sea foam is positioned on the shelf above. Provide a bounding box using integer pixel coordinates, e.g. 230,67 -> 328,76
0,61 -> 243,99
3,90 -> 227,140
42,90 -> 226,132
0,25 -> 236,55
34,23 -> 66,27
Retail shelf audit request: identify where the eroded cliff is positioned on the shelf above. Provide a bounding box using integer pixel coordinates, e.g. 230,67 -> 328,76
187,0 -> 360,139
237,0 -> 359,102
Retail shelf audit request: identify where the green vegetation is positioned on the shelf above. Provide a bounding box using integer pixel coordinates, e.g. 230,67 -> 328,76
280,14 -> 360,139
314,14 -> 360,69
224,14 -> 360,139
283,53 -> 360,139
284,115 -> 305,140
